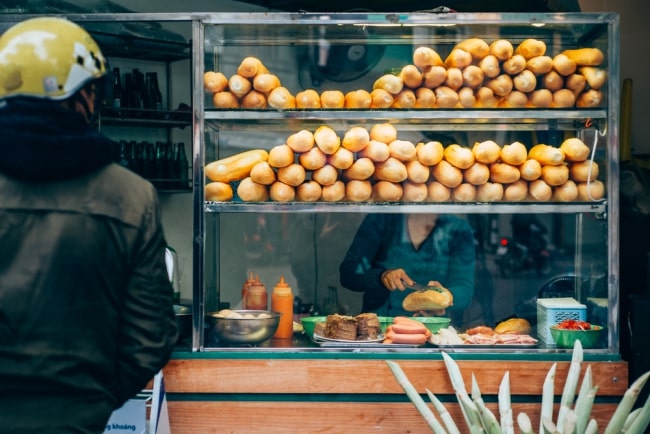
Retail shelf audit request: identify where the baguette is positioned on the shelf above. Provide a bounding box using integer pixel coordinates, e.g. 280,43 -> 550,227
414,87 -> 437,108
515,38 -> 546,59
296,181 -> 322,202
268,144 -> 295,168
237,56 -> 269,78
500,141 -> 528,166
476,182 -> 504,202
416,140 -> 444,166
295,89 -> 322,108
413,46 -> 444,69
205,181 -> 234,201
249,161 -> 276,185
204,71 -> 228,93
489,39 -> 514,60
236,177 -> 269,202
452,183 -> 477,202
345,179 -> 373,202
472,140 -> 501,164
358,140 -> 390,163
327,147 -> 355,170
528,144 -> 565,166
427,181 -> 451,202
561,48 -> 604,66
298,146 -> 327,171
402,182 -> 429,202
454,38 -> 490,61
321,180 -> 346,202
342,126 -> 370,152
372,180 -> 403,202
400,64 -> 424,89
269,181 -> 296,202
205,149 -> 269,183
402,285 -> 453,311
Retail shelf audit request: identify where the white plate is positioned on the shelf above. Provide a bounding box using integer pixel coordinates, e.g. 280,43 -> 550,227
313,333 -> 384,343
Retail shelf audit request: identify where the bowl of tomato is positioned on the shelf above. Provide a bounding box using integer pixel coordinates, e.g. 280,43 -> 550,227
549,319 -> 603,349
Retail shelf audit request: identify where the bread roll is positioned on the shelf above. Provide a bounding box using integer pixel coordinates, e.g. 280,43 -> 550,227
204,71 -> 228,93
345,179 -> 373,202
526,56 -> 553,75
502,54 -> 526,75
472,140 -> 501,164
515,39 -> 546,59
513,70 -> 537,93
552,179 -> 579,202
455,38 -> 490,60
463,161 -> 490,185
529,89 -> 553,108
249,161 -> 276,185
389,140 -> 417,162
295,89 -> 322,108
416,141 -> 444,166
560,138 -> 590,162
327,147 -> 355,170
528,144 -> 565,166
434,86 -> 460,108
237,177 -> 269,202
372,181 -> 403,202
320,90 -> 345,108
228,74 -> 252,98
321,180 -> 346,202
212,91 -> 240,108
369,123 -> 397,143
413,46 -> 444,69
312,164 -> 338,186
402,286 -> 453,311
314,125 -> 341,155
444,67 -> 464,91
414,87 -> 437,108
427,181 -> 451,202
565,74 -> 587,95
391,89 -> 417,108
452,183 -> 477,202
400,64 -> 423,89
296,180 -> 322,202
432,160 -> 463,188
253,73 -> 281,93
268,144 -> 295,168
241,90 -> 267,109
561,48 -> 604,66
268,86 -> 296,109
490,39 -> 514,61
444,144 -> 475,169
498,90 -> 528,108
341,126 -> 370,153
579,66 -> 607,90
576,89 -> 603,108
422,65 -> 447,89
570,160 -> 599,182
277,163 -> 306,187
374,157 -> 408,183
503,179 -> 528,202
373,73 -> 404,95
552,53 -> 577,76
518,159 -> 542,181
541,164 -> 569,186
500,141 -> 528,166
542,70 -> 564,91
458,87 -> 477,108
286,129 -> 315,153
344,90 -> 372,109
577,179 -> 605,201
299,146 -> 327,171
237,56 -> 268,78
370,88 -> 394,109
343,157 -> 375,181
269,181 -> 296,202
406,160 -> 431,184
528,179 -> 552,201
475,87 -> 498,108
445,48 -> 472,69
486,74 -> 513,97
479,54 -> 501,79
476,182 -> 504,202
358,140 -> 390,163
490,163 -> 521,184
552,88 -> 576,108
205,181 -> 234,201
401,181 -> 428,202
495,318 -> 531,335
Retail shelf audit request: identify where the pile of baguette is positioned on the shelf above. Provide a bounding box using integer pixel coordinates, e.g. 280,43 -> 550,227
205,122 -> 605,203
204,38 -> 606,110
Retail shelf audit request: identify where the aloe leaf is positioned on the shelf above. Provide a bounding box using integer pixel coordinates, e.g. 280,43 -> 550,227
623,408 -> 640,431
604,371 -> 650,434
557,339 -> 583,428
585,419 -> 598,434
386,360 -> 446,433
426,389 -> 461,434
624,389 -> 650,434
498,371 -> 514,434
541,417 -> 558,434
574,366 -> 597,433
561,409 -> 577,433
540,363 -> 557,434
516,412 -> 534,434
474,395 -> 501,434
442,352 -> 483,430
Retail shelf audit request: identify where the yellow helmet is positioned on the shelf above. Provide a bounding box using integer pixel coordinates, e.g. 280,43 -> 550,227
0,17 -> 107,101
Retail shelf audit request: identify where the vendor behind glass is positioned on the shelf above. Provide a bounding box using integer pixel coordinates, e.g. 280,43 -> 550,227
339,213 -> 476,317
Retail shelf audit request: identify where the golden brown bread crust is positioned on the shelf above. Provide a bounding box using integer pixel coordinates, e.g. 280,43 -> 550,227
494,317 -> 531,335
402,286 -> 453,312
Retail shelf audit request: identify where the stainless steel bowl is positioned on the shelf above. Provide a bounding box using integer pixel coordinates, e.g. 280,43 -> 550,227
174,304 -> 192,343
206,310 -> 280,345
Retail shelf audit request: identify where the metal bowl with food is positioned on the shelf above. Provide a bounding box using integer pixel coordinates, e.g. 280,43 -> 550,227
174,304 -> 193,343
206,309 -> 281,345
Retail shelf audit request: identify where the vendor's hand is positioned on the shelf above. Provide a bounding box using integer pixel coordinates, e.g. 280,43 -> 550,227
381,268 -> 414,291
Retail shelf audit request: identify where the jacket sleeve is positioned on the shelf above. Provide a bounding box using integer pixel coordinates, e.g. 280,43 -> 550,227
444,219 -> 476,311
115,188 -> 178,406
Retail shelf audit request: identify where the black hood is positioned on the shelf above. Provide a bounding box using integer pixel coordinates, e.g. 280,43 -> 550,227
0,99 -> 113,182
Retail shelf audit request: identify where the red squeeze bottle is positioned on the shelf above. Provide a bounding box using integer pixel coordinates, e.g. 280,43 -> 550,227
241,271 -> 255,309
271,276 -> 294,339
245,275 -> 267,310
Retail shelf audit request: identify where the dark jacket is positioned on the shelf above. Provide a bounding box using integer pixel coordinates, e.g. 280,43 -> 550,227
0,99 -> 178,433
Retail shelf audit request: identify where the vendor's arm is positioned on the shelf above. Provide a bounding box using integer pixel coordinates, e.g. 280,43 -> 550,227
444,219 -> 476,311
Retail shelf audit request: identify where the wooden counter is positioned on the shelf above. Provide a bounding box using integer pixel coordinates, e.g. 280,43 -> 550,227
163,351 -> 628,433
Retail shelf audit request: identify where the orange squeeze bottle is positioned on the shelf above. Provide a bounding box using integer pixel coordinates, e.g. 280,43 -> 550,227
271,276 -> 294,339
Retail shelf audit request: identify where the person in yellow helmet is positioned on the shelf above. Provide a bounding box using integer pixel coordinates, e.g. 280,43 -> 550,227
0,17 -> 178,433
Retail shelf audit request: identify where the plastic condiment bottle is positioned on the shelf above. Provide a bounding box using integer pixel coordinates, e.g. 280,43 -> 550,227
271,276 -> 294,339
245,275 -> 268,310
241,271 -> 255,309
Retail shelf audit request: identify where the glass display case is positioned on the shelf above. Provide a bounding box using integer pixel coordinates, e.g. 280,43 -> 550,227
195,11 -> 619,354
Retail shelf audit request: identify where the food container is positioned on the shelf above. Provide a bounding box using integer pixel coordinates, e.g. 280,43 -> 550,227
206,310 -> 280,345
410,316 -> 451,334
536,297 -> 587,344
549,325 -> 604,349
300,316 -> 327,338
378,316 -> 393,333
174,304 -> 192,343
